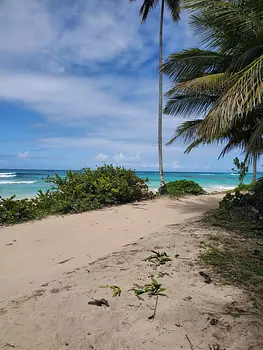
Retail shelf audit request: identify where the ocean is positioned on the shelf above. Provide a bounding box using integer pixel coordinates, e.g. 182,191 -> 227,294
0,169 -> 261,199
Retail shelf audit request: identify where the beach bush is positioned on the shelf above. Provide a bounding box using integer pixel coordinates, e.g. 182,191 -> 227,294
0,195 -> 40,225
166,180 -> 205,197
234,183 -> 255,192
213,177 -> 263,235
0,165 -> 151,225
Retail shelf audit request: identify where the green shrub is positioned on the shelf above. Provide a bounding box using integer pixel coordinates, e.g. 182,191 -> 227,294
0,165 -> 151,225
166,180 -> 205,197
0,195 -> 40,225
234,183 -> 254,192
213,177 -> 263,235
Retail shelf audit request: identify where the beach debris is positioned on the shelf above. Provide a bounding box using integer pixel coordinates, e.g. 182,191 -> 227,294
144,250 -> 172,265
157,271 -> 170,278
199,271 -> 212,284
41,283 -> 49,287
88,298 -> 109,307
4,343 -> 16,348
99,285 -> 121,297
208,344 -> 225,350
57,257 -> 75,265
185,334 -> 195,350
210,317 -> 219,326
50,288 -> 60,294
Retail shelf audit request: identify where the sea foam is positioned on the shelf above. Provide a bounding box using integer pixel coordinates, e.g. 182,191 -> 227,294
0,172 -> 16,178
0,180 -> 36,185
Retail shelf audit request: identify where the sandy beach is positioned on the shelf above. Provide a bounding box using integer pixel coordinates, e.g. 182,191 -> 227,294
0,194 -> 262,349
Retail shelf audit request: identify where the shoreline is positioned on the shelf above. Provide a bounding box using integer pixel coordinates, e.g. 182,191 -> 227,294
1,185 -> 235,200
0,169 -> 255,199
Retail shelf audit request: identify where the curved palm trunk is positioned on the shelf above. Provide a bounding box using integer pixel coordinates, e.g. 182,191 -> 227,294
158,0 -> 166,194
252,153 -> 257,183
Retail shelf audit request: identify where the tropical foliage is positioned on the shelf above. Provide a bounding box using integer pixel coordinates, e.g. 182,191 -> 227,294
0,165 -> 151,225
166,179 -> 205,196
232,157 -> 248,186
163,0 -> 263,173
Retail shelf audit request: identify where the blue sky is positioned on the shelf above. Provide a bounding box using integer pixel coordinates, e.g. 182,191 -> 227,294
0,0 -> 244,171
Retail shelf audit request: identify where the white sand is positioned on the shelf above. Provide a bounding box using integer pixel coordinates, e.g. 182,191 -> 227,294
0,194 -> 262,349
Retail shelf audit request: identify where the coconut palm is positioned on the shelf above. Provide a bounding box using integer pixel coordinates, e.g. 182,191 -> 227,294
162,0 -> 263,180
168,115 -> 263,182
185,0 -> 263,139
130,0 -> 181,193
163,0 -> 263,139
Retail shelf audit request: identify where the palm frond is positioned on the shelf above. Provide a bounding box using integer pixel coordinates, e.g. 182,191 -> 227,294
129,0 -> 159,22
174,73 -> 224,96
163,94 -> 216,117
218,139 -> 245,159
184,138 -> 205,153
200,54 -> 263,139
189,1 -> 263,51
166,119 -> 203,145
165,0 -> 181,22
247,117 -> 263,154
227,45 -> 263,73
162,48 -> 228,81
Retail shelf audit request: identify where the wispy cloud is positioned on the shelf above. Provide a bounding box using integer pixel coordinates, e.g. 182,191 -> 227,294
0,0 -> 234,171
94,153 -> 108,162
18,151 -> 30,159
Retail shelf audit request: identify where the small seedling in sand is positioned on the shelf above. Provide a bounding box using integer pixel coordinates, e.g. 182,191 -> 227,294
99,285 -> 121,297
144,250 -> 172,265
133,278 -> 166,300
133,278 -> 167,320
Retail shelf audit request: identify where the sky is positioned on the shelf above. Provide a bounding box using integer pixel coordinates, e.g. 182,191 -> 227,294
0,0 -> 245,171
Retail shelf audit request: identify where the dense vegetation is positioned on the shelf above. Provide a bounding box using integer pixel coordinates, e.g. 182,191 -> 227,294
201,176 -> 263,300
0,165 -> 151,225
209,176 -> 263,236
166,180 -> 205,196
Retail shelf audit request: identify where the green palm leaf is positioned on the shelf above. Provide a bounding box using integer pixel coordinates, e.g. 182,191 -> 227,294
166,119 -> 203,145
174,73 -> 224,96
163,94 -> 216,117
162,48 -> 227,82
200,54 -> 263,139
165,0 -> 181,22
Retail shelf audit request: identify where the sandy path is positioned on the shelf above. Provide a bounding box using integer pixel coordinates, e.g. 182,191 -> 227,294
0,194 -> 262,350
0,195 -> 221,300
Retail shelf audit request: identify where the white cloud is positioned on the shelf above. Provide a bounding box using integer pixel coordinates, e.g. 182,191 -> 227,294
18,151 -> 30,158
0,0 -> 212,170
171,161 -> 180,169
94,153 -> 108,162
0,0 -> 174,71
112,152 -> 141,163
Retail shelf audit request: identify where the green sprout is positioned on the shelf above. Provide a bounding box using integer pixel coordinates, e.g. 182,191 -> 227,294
99,285 -> 121,297
133,278 -> 166,300
144,250 -> 172,264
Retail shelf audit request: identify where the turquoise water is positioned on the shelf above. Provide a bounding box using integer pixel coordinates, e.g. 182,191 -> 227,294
0,169 -> 261,199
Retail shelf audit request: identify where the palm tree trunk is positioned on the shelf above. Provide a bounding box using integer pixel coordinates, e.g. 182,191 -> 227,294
158,0 -> 166,194
252,153 -> 257,183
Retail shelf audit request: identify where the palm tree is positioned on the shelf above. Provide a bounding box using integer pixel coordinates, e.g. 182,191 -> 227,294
183,0 -> 263,140
162,0 -> 263,181
130,0 -> 181,194
167,115 -> 263,182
